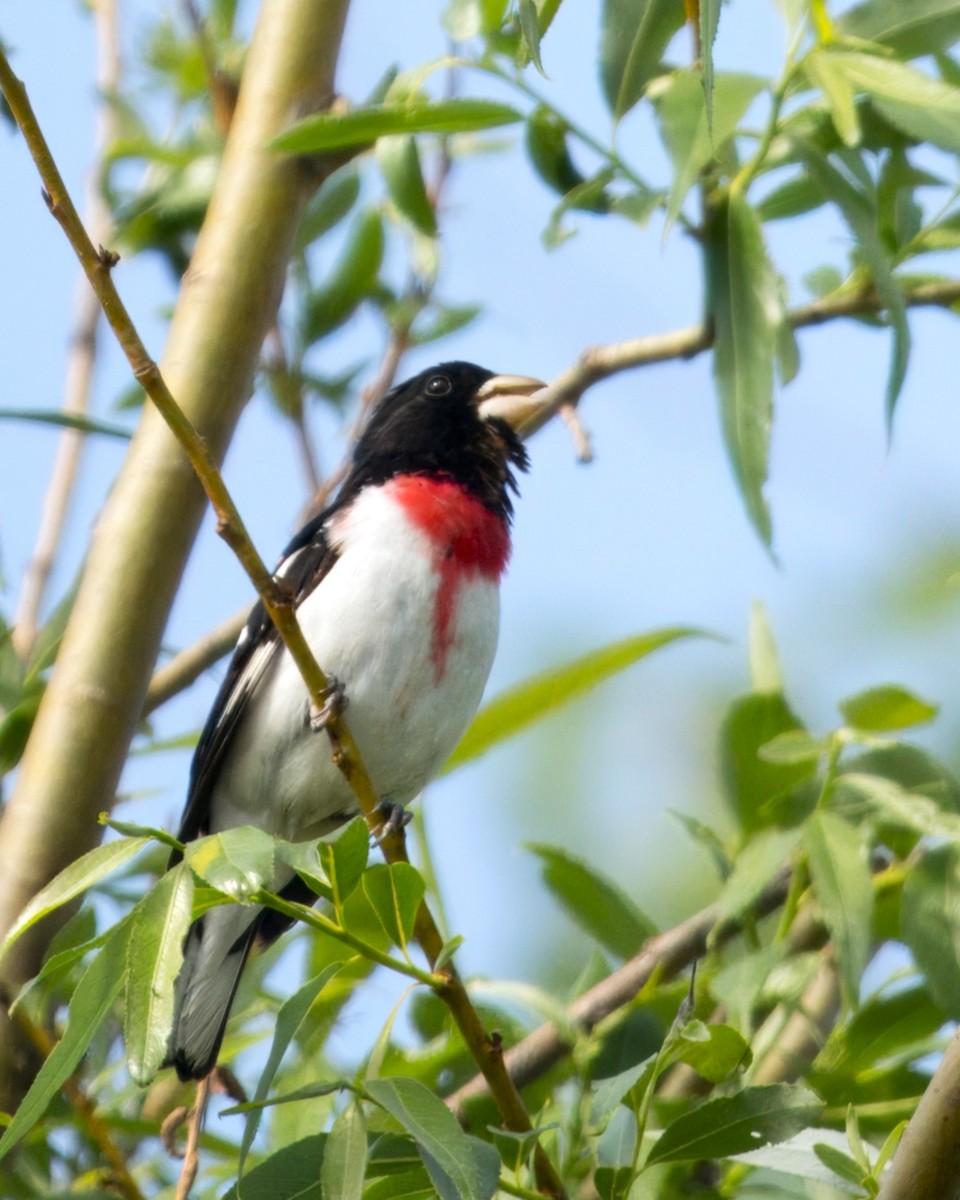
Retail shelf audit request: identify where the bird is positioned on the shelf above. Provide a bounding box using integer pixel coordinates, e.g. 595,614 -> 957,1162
167,360 -> 545,1081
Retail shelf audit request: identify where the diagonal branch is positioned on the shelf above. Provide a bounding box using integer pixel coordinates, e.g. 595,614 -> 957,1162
524,279 -> 960,433
0,39 -> 566,1196
0,0 -> 351,1112
446,866 -> 793,1118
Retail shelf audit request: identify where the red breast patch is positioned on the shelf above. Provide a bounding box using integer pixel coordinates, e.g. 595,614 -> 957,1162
388,475 -> 511,677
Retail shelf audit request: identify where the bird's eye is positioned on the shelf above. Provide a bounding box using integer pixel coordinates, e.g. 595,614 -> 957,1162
425,374 -> 452,397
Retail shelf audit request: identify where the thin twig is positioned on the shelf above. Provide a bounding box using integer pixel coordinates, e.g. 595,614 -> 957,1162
0,49 -> 566,1197
174,1075 -> 210,1200
525,279 -> 960,436
11,0 -> 120,661
446,867 -> 793,1118
143,606 -> 249,717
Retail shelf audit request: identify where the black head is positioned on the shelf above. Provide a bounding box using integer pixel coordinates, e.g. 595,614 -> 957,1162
340,362 -> 544,521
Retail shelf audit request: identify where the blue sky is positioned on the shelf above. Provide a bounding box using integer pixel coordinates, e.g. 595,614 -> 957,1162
4,0 -> 960,1008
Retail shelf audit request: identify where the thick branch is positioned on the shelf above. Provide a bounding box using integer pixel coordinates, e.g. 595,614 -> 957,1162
0,0 -> 350,1109
446,867 -> 792,1117
877,1026 -> 960,1200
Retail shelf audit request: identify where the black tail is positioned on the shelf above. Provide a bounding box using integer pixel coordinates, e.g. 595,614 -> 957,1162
169,905 -> 261,1081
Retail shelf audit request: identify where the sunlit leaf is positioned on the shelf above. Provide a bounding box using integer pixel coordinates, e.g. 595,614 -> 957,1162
0,408 -> 131,439
839,684 -> 939,732
185,825 -> 276,900
274,99 -> 522,153
124,864 -> 194,1084
839,0 -> 960,59
362,863 -> 425,949
0,836 -> 151,963
446,627 -> 706,771
654,70 -> 765,228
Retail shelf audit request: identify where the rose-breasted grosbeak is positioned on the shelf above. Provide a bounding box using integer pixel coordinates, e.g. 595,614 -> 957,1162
168,361 -> 545,1080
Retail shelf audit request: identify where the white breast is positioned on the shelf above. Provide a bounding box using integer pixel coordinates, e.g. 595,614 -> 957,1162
210,485 -> 500,844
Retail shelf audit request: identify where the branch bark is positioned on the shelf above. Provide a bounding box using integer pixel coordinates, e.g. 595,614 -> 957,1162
523,280 -> 960,435
0,0 -> 351,1109
446,867 -> 793,1118
876,1026 -> 960,1200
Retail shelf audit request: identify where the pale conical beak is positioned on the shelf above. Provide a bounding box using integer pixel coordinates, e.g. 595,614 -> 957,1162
476,373 -> 549,439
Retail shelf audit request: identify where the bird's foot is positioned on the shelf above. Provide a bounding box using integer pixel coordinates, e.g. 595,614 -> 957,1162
309,676 -> 348,732
377,801 -> 413,841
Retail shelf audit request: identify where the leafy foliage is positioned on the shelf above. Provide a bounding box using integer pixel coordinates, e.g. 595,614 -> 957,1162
5,0 -> 960,1197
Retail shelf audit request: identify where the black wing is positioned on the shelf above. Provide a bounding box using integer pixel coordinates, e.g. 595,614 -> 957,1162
172,506 -> 342,853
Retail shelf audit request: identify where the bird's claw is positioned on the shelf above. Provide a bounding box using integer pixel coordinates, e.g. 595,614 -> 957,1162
377,801 -> 413,841
309,676 -> 348,732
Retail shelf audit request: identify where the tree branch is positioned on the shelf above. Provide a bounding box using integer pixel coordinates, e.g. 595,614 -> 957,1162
446,867 -> 793,1118
142,607 -> 250,717
0,0 -> 351,1109
525,280 -> 960,433
876,1025 -> 960,1200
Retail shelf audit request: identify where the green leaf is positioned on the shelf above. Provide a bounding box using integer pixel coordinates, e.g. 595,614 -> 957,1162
813,1141 -> 868,1186
748,600 -> 784,694
26,575 -> 81,681
222,1134 -> 325,1200
645,1083 -> 823,1164
377,136 -> 437,236
0,836 -> 151,964
756,173 -> 826,222
302,208 -> 384,343
518,0 -> 547,76
720,692 -> 815,833
654,71 -> 765,228
600,0 -> 685,121
296,163 -> 362,248
0,408 -> 132,439
797,145 -> 909,426
839,0 -> 960,59
902,845 -> 960,1019
700,0 -> 722,128
527,843 -> 656,958
323,817 -> 370,905
829,51 -> 960,156
0,922 -> 128,1162
362,863 -> 425,949
674,1020 -> 752,1083
273,99 -> 522,154
704,190 -> 782,546
365,1077 -> 500,1200
758,730 -> 827,765
805,50 -> 861,147
804,811 -> 872,1007
238,962 -> 345,1176
839,684 -> 939,732
185,825 -> 276,899
446,627 -> 706,771
714,826 -> 801,927
321,1102 -> 367,1200
124,864 -> 194,1084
